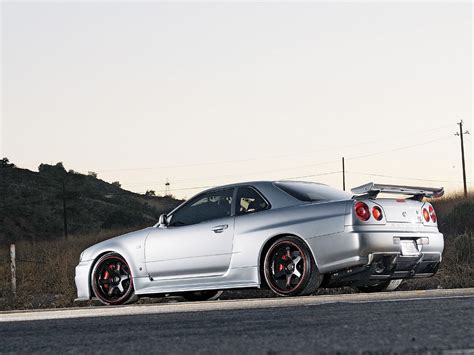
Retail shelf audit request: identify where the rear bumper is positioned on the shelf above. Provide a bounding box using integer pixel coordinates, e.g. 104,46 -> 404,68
309,229 -> 444,276
74,260 -> 94,300
329,253 -> 440,285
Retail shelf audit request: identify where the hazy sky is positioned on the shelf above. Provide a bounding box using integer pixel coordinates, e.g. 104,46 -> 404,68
1,1 -> 472,198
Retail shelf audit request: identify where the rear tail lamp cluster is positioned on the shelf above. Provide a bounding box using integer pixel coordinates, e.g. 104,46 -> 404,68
423,205 -> 437,223
372,206 -> 383,221
354,202 -> 383,221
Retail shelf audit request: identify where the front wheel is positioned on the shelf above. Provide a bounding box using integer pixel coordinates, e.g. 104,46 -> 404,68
181,290 -> 223,301
263,236 -> 322,297
356,279 -> 403,293
91,252 -> 137,305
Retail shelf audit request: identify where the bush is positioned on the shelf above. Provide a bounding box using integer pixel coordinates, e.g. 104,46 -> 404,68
440,202 -> 474,235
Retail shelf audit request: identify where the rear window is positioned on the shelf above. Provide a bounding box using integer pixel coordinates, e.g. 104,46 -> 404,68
274,181 -> 351,202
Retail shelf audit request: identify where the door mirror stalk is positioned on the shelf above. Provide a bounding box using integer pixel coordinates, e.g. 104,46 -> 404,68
158,214 -> 168,227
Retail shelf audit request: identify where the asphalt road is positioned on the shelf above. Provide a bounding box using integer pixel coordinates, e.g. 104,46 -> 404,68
1,289 -> 473,354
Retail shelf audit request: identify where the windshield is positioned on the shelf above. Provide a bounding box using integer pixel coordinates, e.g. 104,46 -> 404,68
274,181 -> 351,202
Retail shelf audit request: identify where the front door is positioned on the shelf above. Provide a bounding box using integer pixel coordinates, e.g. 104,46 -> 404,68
144,188 -> 235,280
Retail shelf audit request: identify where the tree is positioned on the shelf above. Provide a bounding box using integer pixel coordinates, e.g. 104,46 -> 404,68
38,162 -> 66,176
88,171 -> 98,178
0,158 -> 15,168
112,181 -> 121,188
145,190 -> 156,196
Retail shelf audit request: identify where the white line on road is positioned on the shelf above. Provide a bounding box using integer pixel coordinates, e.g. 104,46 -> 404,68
0,288 -> 473,323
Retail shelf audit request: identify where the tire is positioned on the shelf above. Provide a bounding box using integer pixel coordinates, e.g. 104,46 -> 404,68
181,290 -> 223,302
356,279 -> 403,293
91,252 -> 137,305
263,236 -> 322,297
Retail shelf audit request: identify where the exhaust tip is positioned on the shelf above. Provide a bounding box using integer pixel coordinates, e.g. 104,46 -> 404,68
374,261 -> 385,274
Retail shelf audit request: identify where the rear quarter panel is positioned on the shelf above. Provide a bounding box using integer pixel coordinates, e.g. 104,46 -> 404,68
232,200 -> 350,270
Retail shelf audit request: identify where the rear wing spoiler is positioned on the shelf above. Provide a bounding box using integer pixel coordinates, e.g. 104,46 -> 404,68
351,182 -> 444,200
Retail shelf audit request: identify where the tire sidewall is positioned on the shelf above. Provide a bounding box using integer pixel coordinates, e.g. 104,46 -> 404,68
263,237 -> 314,296
91,253 -> 135,305
356,279 -> 403,293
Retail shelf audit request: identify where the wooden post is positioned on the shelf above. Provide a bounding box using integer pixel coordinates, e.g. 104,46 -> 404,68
10,244 -> 16,297
62,179 -> 68,240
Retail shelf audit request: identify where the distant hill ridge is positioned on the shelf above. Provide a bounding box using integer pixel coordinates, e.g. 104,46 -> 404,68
0,159 -> 182,243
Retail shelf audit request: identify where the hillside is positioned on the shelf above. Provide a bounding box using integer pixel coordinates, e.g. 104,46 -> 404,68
0,160 -> 183,243
0,158 -> 473,310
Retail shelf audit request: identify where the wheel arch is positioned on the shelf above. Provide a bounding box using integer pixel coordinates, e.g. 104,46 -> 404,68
257,233 -> 319,288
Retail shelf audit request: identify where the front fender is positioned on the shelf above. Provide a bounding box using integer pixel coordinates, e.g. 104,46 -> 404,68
79,227 -> 153,280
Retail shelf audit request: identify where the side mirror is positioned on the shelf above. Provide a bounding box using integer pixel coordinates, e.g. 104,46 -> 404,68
158,214 -> 168,227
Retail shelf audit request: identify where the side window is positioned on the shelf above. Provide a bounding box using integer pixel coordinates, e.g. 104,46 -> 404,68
169,188 -> 233,226
236,186 -> 269,216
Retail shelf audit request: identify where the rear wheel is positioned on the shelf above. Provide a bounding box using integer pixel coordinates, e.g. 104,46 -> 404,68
356,279 -> 403,293
263,236 -> 322,297
181,290 -> 223,301
91,253 -> 137,305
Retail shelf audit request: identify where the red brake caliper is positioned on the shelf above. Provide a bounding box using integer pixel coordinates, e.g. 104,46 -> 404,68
279,254 -> 287,272
103,270 -> 110,289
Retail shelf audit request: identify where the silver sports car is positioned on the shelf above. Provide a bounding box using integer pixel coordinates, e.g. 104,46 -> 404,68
75,181 -> 444,305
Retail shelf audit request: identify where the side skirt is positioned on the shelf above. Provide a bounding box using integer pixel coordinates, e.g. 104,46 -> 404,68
134,266 -> 260,295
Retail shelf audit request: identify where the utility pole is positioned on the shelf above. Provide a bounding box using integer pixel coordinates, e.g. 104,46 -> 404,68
455,120 -> 470,197
62,179 -> 68,239
342,157 -> 346,191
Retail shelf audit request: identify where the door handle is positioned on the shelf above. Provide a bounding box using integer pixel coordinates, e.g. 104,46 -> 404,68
211,224 -> 228,233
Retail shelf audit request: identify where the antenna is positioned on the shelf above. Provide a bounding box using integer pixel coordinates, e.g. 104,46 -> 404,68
165,179 -> 171,196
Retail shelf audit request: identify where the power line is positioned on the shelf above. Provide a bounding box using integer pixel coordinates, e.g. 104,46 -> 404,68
0,198 -> 57,209
345,136 -> 451,161
346,171 -> 471,184
168,185 -> 215,192
160,171 -> 343,196
119,134 -> 452,189
92,124 -> 453,173
120,159 -> 339,188
280,171 -> 342,181
0,190 -> 148,210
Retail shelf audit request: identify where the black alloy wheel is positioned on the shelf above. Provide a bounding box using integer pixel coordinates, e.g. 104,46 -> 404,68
263,236 -> 321,297
91,253 -> 136,305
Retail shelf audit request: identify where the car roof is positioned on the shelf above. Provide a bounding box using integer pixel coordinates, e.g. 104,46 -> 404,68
200,180 -> 328,191
167,180 -> 347,217
196,180 -> 330,209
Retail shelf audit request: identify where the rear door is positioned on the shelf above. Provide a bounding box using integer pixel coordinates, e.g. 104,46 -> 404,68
144,188 -> 235,279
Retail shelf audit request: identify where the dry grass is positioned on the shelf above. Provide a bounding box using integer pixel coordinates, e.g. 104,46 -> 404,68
400,232 -> 474,290
0,194 -> 473,310
0,229 -> 134,310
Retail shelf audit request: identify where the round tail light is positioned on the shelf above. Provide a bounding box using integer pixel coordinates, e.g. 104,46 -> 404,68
372,206 -> 383,221
422,208 -> 430,222
429,205 -> 437,223
355,202 -> 370,221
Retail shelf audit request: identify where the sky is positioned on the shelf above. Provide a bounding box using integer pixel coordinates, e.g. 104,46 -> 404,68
1,1 -> 472,199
